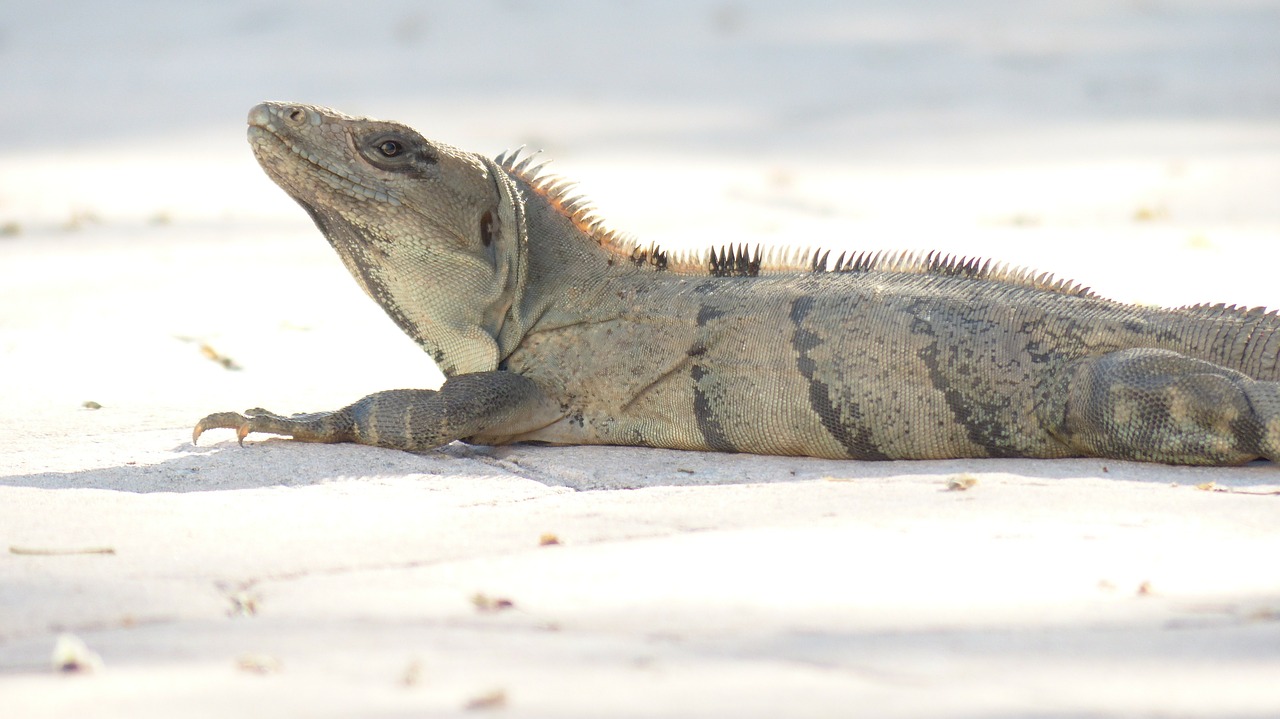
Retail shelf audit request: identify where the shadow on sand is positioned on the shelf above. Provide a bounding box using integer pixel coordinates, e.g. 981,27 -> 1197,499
2,439 -> 1276,494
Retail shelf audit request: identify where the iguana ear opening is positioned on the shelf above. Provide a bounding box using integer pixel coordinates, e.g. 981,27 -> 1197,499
480,210 -> 496,248
479,207 -> 503,274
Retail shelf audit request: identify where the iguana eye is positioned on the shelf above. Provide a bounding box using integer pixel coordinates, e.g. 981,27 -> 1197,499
378,140 -> 403,157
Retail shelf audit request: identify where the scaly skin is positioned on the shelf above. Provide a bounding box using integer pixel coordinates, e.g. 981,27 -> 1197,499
194,102 -> 1280,465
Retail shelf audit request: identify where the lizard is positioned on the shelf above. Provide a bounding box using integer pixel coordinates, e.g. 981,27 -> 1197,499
193,101 -> 1280,465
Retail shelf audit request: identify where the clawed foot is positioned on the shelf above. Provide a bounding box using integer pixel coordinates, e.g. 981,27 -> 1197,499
192,408 -> 290,446
191,379 -> 551,452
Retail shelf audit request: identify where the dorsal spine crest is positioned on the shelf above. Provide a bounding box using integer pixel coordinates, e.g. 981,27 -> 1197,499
497,149 -> 1099,298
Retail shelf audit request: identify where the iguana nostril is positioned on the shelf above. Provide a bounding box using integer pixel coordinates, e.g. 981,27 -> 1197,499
246,103 -> 271,128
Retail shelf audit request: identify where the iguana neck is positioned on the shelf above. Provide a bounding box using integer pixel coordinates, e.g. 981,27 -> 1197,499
497,167 -> 653,337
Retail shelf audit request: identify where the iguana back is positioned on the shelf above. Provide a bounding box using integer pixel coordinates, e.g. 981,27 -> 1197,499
195,103 -> 1280,466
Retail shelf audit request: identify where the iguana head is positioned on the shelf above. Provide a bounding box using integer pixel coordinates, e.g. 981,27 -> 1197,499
246,102 -> 526,376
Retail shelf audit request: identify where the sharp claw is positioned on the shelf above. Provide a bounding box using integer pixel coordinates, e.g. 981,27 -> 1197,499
192,413 -> 253,447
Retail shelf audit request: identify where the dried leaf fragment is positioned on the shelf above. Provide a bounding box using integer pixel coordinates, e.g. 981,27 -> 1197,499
11,545 -> 115,555
63,209 -> 100,231
227,591 -> 259,617
465,688 -> 508,711
538,533 -> 561,546
52,633 -> 103,673
1133,206 -> 1168,222
401,658 -> 425,687
236,653 -> 281,674
200,342 -> 242,371
1194,482 -> 1280,496
471,593 -> 515,613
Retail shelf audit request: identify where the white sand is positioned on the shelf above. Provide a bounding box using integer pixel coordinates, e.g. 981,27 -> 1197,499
2,2 -> 1279,716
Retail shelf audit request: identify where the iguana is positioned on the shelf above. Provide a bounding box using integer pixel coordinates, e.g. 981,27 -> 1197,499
194,102 -> 1280,465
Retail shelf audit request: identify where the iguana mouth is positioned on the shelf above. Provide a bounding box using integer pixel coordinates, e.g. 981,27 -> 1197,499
248,124 -> 402,206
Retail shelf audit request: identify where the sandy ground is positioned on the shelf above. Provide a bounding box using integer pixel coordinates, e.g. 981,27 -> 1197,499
2,2 -> 1280,717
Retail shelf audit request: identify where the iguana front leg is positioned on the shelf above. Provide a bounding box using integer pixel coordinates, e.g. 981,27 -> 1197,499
193,372 -> 563,451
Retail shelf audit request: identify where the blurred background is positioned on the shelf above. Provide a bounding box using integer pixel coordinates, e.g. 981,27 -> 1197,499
2,0 -> 1276,237
3,0 -> 1277,150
